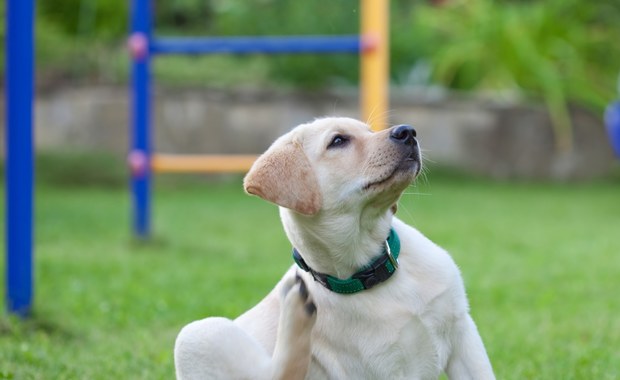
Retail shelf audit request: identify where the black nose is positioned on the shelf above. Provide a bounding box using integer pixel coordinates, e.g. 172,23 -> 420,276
390,124 -> 417,146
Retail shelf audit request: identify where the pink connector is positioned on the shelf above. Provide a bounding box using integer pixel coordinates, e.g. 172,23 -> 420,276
128,33 -> 149,61
361,33 -> 380,53
128,150 -> 148,177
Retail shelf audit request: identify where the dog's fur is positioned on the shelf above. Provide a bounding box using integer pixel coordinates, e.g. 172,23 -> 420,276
174,117 -> 495,379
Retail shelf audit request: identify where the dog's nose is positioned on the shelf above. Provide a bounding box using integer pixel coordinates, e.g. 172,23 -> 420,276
390,125 -> 417,146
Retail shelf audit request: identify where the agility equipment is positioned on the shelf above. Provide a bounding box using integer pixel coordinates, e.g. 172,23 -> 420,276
129,0 -> 390,237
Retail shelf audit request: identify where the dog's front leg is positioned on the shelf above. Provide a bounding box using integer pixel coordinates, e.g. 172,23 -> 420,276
271,274 -> 317,380
445,314 -> 495,380
174,316 -> 275,379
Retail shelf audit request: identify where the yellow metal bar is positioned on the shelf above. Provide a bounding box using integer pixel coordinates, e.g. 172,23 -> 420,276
150,4 -> 388,175
361,0 -> 389,131
152,154 -> 258,173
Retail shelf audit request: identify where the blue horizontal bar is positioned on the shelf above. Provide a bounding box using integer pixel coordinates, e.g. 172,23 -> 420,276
150,35 -> 361,55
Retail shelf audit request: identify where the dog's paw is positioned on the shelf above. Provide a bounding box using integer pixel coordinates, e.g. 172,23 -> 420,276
273,273 -> 317,380
295,273 -> 317,317
280,272 -> 317,333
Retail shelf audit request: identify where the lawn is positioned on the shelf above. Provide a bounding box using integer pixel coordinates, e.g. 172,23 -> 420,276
1,172 -> 619,379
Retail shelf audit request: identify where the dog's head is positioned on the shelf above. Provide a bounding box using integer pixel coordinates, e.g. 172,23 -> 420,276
244,117 -> 421,216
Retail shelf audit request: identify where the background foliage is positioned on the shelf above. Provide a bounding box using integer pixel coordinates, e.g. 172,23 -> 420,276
2,0 -> 619,116
412,0 -> 620,149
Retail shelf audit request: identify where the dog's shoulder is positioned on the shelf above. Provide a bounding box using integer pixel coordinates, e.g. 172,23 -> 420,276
393,217 -> 459,272
392,218 -> 468,311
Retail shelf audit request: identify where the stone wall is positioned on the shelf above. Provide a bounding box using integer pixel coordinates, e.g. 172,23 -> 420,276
0,86 -> 616,180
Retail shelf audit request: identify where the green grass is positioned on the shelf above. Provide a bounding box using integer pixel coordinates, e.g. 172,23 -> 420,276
1,173 -> 619,379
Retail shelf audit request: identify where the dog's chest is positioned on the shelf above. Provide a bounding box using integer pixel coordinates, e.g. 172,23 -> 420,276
307,291 -> 454,379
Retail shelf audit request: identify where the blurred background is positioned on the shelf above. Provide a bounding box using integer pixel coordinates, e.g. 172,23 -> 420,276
1,0 -> 619,378
0,0 -> 619,178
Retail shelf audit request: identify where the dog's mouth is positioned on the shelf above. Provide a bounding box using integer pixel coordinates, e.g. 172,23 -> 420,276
363,156 -> 420,191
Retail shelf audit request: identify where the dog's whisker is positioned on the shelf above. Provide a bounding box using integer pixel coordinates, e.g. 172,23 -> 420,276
366,105 -> 386,127
403,191 -> 432,196
420,173 -> 430,188
397,200 -> 417,225
403,180 -> 432,197
421,156 -> 436,165
366,107 -> 396,129
365,105 -> 378,127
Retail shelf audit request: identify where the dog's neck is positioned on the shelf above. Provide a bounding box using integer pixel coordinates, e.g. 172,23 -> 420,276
280,207 -> 394,279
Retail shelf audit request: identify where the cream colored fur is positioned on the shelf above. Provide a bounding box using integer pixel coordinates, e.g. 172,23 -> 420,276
174,117 -> 495,379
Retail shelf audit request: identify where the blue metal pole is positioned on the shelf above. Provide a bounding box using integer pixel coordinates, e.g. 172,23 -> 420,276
605,101 -> 620,159
150,35 -> 361,55
129,0 -> 152,238
5,0 -> 35,316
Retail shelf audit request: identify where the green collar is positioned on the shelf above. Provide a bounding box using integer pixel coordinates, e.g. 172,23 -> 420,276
292,228 -> 401,294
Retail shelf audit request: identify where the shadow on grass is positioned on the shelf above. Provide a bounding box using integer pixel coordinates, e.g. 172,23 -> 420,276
0,312 -> 75,341
128,234 -> 171,252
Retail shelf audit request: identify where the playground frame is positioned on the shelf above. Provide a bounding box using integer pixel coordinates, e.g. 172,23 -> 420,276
3,0 -> 388,315
5,0 -> 35,316
129,0 -> 390,238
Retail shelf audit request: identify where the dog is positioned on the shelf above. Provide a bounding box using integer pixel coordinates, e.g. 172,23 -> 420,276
174,117 -> 495,379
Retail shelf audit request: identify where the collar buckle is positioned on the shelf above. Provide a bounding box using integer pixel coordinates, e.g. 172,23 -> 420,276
385,240 -> 399,268
352,261 -> 391,289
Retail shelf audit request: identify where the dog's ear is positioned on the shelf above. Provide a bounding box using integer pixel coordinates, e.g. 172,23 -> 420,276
244,142 -> 322,215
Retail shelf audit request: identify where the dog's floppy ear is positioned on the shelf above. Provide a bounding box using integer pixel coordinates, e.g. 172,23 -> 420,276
244,142 -> 322,215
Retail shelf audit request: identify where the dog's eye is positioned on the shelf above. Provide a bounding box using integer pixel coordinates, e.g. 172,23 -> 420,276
327,135 -> 349,149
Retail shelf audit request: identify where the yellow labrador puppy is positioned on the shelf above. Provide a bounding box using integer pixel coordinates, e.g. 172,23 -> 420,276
174,117 -> 495,379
